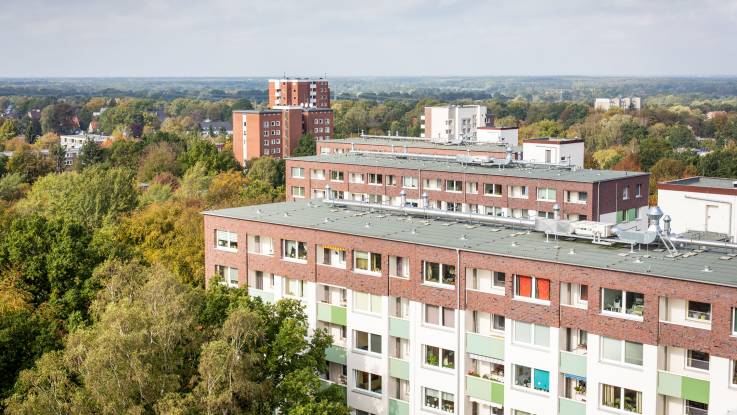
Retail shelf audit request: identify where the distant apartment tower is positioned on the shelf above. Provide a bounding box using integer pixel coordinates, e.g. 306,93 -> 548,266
594,97 -> 642,111
421,105 -> 490,141
269,78 -> 331,108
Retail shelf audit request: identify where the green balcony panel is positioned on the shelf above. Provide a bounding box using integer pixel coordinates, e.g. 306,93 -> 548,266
657,371 -> 710,405
466,332 -> 504,360
657,371 -> 682,398
389,398 -> 410,415
325,345 -> 347,365
681,376 -> 709,405
559,351 -> 587,378
317,303 -> 347,326
389,317 -> 410,339
466,375 -> 504,405
389,357 -> 410,380
559,398 -> 586,415
248,288 -> 275,303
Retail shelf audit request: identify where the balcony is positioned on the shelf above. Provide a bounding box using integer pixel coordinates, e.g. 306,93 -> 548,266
389,398 -> 410,415
247,287 -> 275,303
466,375 -> 504,405
317,302 -> 347,325
559,350 -> 587,378
657,370 -> 710,405
325,345 -> 347,365
559,397 -> 586,415
466,332 -> 504,360
389,357 -> 410,381
389,317 -> 410,339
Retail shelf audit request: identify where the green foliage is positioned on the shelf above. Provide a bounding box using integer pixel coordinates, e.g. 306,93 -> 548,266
139,183 -> 173,206
0,119 -> 20,141
138,141 -> 181,182
638,138 -> 673,170
76,140 -> 106,170
98,100 -> 159,137
245,156 -> 285,187
178,137 -> 237,174
7,148 -> 53,183
0,173 -> 28,202
40,103 -> 77,134
292,133 -> 316,157
698,148 -> 737,178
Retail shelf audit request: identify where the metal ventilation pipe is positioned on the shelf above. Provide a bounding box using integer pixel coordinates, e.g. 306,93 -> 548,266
662,215 -> 671,236
422,192 -> 429,209
324,184 -> 332,200
666,236 -> 737,250
553,204 -> 561,220
322,198 -> 536,228
399,189 -> 407,207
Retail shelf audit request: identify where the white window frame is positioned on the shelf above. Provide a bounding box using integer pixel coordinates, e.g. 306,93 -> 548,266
424,304 -> 455,329
291,186 -> 305,198
601,288 -> 644,320
686,349 -> 710,372
623,186 -> 630,200
283,239 -> 307,262
215,265 -> 238,288
600,336 -> 643,367
686,300 -> 711,322
349,172 -> 364,184
512,364 -> 550,393
353,369 -> 382,397
354,250 -> 382,275
484,183 -> 502,196
466,182 -> 478,194
353,291 -> 382,315
423,344 -> 456,370
731,359 -> 737,387
423,387 -> 455,414
422,261 -> 456,287
635,184 -> 642,198
311,169 -> 326,180
330,170 -> 344,182
733,308 -> 737,336
423,178 -> 441,191
402,176 -> 418,189
513,320 -> 550,349
215,230 -> 238,252
446,180 -> 463,193
353,330 -> 382,354
283,277 -> 305,298
536,187 -> 557,202
389,255 -> 410,279
600,383 -> 642,414
367,173 -> 383,185
513,275 -> 551,304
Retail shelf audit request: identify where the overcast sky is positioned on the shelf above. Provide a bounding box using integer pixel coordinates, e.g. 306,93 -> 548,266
2,0 -> 737,77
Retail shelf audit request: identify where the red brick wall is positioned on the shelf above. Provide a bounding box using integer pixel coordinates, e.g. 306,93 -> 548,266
204,214 -> 737,359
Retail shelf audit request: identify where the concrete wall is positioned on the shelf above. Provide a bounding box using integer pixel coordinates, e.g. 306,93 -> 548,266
658,188 -> 737,239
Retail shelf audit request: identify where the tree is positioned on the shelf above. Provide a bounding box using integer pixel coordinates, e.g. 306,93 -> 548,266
245,157 -> 284,187
0,118 -> 20,141
232,98 -> 254,110
49,143 -> 66,173
519,120 -> 564,141
292,133 -> 316,157
7,148 -> 53,183
179,137 -> 237,173
0,173 -> 29,202
637,138 -> 672,170
40,103 -> 77,134
76,139 -> 105,170
138,141 -> 180,182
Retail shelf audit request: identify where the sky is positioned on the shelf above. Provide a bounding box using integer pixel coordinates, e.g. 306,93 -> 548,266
2,0 -> 737,77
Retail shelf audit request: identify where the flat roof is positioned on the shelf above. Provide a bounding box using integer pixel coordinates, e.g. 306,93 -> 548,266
288,153 -> 649,183
661,176 -> 737,191
321,137 -> 515,152
524,137 -> 584,145
204,200 -> 737,288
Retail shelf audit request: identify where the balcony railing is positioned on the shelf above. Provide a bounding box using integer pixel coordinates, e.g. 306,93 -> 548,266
687,357 -> 710,371
685,406 -> 708,415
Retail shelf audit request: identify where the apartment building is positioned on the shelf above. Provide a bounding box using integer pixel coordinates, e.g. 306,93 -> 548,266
317,136 -> 518,159
232,107 -> 333,164
285,153 -> 649,224
269,78 -> 331,108
658,177 -> 737,240
594,97 -> 642,111
203,199 -> 737,415
422,105 -> 491,141
522,138 -> 585,168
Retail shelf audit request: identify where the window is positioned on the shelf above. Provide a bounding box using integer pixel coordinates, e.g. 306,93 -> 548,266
319,246 -> 347,268
685,401 -> 708,415
484,183 -> 502,196
687,301 -> 711,322
389,256 -> 409,279
423,261 -> 456,286
424,345 -> 455,369
560,282 -> 588,308
446,180 -> 463,192
354,292 -> 382,314
291,186 -> 305,197
390,297 -> 410,319
466,182 -> 478,194
386,175 -> 396,186
514,275 -> 550,302
513,364 -> 549,393
349,173 -> 364,183
513,321 -> 550,348
733,308 -> 737,335
601,336 -> 643,366
291,167 -> 304,178
311,169 -> 325,179
623,186 -> 630,200
354,370 -> 382,395
687,349 -> 710,371
425,304 -> 455,328
467,268 -> 505,293
215,265 -> 238,288
486,206 -> 504,216
446,202 -> 461,212
354,330 -> 381,354
423,388 -> 454,413
283,240 -> 307,261
537,187 -> 557,201
354,251 -> 382,274
368,173 -> 383,185
566,190 -> 588,203
248,235 -> 273,255
402,176 -> 418,188
635,184 -> 642,198
732,359 -> 737,386
601,288 -> 644,318
215,230 -> 238,251
469,310 -> 505,335
329,170 -> 344,181
283,277 -> 304,297
601,384 -> 642,414
509,185 -> 528,198
423,178 -> 441,190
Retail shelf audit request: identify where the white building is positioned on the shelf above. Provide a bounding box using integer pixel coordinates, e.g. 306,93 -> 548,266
658,177 -> 737,241
476,127 -> 518,145
522,138 -> 585,168
60,133 -> 109,151
421,105 -> 490,142
594,97 -> 642,111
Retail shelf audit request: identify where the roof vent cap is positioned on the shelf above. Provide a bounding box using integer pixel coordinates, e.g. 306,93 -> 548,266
703,265 -> 713,273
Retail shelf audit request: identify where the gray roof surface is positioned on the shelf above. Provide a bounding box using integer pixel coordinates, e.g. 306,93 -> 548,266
289,153 -> 649,184
204,200 -> 737,288
664,176 -> 737,190
322,137 -> 516,152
